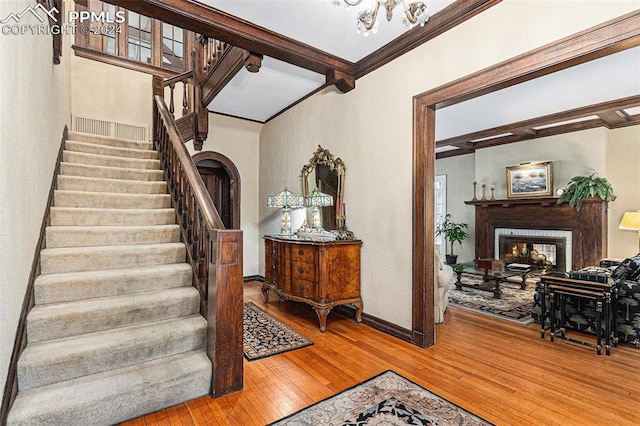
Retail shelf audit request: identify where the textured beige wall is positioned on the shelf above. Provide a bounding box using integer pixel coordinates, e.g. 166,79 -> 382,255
186,114 -> 263,276
435,154 -> 476,263
71,56 -> 153,135
474,128 -> 608,201
607,126 -> 640,258
0,0 -> 72,397
259,0 -> 640,328
440,127 -> 638,265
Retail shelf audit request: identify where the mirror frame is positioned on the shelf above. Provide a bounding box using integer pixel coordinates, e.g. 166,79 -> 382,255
301,145 -> 346,231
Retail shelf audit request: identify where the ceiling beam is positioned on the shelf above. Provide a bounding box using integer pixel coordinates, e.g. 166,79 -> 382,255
106,0 -> 356,79
435,95 -> 640,159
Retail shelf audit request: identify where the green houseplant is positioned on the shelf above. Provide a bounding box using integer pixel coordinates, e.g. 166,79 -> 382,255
556,172 -> 614,211
435,214 -> 469,265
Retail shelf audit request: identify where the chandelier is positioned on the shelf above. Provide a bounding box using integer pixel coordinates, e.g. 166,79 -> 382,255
334,0 -> 430,36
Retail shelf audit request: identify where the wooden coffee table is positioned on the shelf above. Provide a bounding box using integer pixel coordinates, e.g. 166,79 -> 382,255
453,266 -> 522,299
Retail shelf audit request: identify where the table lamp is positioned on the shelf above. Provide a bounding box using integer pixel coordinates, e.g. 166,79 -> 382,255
619,211 -> 640,252
267,187 -> 304,235
306,188 -> 334,230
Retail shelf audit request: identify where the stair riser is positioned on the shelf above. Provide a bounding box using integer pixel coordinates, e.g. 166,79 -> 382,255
7,352 -> 211,426
35,264 -> 192,305
60,163 -> 164,181
57,175 -> 168,194
65,140 -> 158,160
63,151 -> 161,170
40,244 -> 186,274
27,288 -> 200,342
67,132 -> 153,150
54,190 -> 171,209
18,317 -> 206,390
50,208 -> 175,226
45,225 -> 180,248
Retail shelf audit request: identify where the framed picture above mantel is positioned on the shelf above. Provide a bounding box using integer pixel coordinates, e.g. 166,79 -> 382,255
506,161 -> 553,198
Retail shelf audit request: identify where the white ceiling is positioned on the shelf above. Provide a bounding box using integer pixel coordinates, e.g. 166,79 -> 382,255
197,0 -> 640,140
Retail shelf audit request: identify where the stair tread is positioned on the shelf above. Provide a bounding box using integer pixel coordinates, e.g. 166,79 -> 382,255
57,175 -> 168,194
67,131 -> 153,148
41,241 -> 184,255
63,151 -> 161,170
50,206 -> 175,214
22,315 -> 205,361
8,350 -> 211,426
65,140 -> 158,158
28,286 -> 198,317
35,262 -> 191,284
54,189 -> 170,198
19,315 -> 206,390
53,189 -> 172,209
60,161 -> 164,174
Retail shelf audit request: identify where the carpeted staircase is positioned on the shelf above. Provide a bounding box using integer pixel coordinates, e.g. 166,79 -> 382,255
7,132 -> 211,425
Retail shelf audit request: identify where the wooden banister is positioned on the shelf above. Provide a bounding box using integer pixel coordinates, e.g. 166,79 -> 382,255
154,95 -> 243,397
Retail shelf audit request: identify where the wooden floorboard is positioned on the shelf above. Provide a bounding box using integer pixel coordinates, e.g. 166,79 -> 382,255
120,282 -> 640,426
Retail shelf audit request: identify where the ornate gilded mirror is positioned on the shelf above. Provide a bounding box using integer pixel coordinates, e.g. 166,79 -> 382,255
300,146 -> 353,239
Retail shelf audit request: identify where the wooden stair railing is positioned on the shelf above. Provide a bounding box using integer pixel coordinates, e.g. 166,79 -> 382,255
152,35 -> 260,151
154,94 -> 243,397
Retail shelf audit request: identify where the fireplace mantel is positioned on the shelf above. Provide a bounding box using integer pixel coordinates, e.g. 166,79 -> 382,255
465,197 -> 608,270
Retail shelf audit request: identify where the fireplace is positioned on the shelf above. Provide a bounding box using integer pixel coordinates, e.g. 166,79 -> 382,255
495,228 -> 571,272
466,197 -> 608,271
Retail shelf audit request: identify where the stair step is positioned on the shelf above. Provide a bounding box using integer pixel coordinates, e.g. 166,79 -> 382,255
45,224 -> 180,248
40,242 -> 186,274
27,286 -> 200,342
60,162 -> 164,181
50,207 -> 175,226
54,190 -> 171,209
57,175 -> 168,194
7,350 -> 211,426
65,140 -> 158,160
67,131 -> 153,151
34,263 -> 193,305
63,151 -> 161,170
18,315 -> 206,390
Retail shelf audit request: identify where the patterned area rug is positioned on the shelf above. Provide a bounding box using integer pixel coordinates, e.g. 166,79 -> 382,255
243,302 -> 313,360
268,370 -> 492,425
448,273 -> 535,325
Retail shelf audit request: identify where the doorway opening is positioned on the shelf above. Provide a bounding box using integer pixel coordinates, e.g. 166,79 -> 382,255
192,152 -> 241,230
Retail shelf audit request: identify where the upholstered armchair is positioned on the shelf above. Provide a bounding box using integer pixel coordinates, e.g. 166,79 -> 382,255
435,245 -> 453,323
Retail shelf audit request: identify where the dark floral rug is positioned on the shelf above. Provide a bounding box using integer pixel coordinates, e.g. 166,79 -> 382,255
448,273 -> 535,325
268,370 -> 492,425
243,302 -> 313,360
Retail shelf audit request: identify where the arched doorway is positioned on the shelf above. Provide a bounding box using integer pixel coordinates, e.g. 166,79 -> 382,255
192,152 -> 241,229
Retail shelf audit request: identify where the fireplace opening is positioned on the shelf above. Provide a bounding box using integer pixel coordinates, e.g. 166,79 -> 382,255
499,235 -> 567,272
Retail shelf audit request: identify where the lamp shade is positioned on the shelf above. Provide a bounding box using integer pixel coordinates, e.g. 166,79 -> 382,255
306,188 -> 334,207
267,187 -> 304,209
619,211 -> 640,231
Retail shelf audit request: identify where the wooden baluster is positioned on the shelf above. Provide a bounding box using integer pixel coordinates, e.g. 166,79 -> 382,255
182,81 -> 189,116
169,83 -> 176,117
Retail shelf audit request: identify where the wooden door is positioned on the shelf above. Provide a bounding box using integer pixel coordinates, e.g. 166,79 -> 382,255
197,165 -> 232,229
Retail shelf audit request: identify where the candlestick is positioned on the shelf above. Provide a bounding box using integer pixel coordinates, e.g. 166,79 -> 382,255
481,183 -> 486,201
490,184 -> 495,200
472,181 -> 477,201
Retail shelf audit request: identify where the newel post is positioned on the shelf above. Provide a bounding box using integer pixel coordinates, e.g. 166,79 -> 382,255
207,229 -> 244,397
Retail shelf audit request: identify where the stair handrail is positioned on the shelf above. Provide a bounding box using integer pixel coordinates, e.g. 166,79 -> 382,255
154,94 -> 243,397
154,91 -> 223,314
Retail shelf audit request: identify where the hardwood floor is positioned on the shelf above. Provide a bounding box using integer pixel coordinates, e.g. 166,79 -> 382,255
122,282 -> 640,425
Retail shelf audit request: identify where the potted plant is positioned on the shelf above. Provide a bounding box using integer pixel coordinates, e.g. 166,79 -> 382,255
556,172 -> 614,211
435,214 -> 469,265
